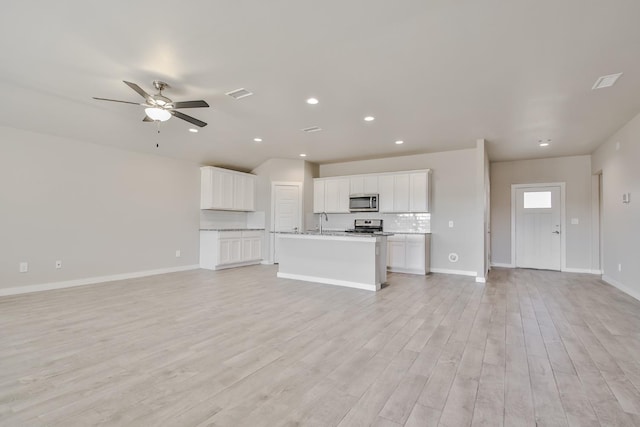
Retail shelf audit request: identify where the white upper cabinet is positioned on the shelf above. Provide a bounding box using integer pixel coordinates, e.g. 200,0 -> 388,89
350,175 -> 378,195
313,180 -> 325,213
324,178 -> 350,213
314,169 -> 430,214
200,166 -> 256,211
314,178 -> 350,213
409,171 -> 430,212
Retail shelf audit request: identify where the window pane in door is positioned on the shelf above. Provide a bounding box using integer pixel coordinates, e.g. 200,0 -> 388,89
524,191 -> 552,209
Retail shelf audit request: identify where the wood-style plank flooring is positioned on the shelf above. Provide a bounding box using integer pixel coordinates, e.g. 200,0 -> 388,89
1,266 -> 640,426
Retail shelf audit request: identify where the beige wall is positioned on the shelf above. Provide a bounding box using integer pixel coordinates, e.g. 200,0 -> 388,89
321,148 -> 484,276
0,126 -> 200,291
592,112 -> 640,300
490,155 -> 593,271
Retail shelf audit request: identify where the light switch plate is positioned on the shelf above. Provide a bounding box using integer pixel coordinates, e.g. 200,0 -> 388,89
448,221 -> 454,228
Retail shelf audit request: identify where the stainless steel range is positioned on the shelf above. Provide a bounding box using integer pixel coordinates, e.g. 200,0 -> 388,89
345,219 -> 383,234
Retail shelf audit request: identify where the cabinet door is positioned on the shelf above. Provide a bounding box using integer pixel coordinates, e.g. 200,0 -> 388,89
230,238 -> 242,263
378,175 -> 395,213
405,235 -> 426,272
200,167 -> 213,209
363,175 -> 379,194
241,237 -> 252,261
387,238 -> 406,269
337,179 -> 350,212
409,172 -> 428,212
394,174 -> 410,212
251,238 -> 262,260
220,171 -> 234,209
313,180 -> 325,213
219,239 -> 232,264
244,175 -> 255,211
324,179 -> 349,213
234,174 -> 246,211
350,177 -> 364,195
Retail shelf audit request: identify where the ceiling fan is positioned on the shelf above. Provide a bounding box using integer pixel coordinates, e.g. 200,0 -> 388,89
93,80 -> 209,127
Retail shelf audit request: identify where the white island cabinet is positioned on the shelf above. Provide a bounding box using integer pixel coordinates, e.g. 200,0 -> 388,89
277,233 -> 388,291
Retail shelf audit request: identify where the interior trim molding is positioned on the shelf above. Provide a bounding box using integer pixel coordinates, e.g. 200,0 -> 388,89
430,268 -> 478,277
276,272 -> 379,292
0,265 -> 200,297
601,275 -> 640,302
491,262 -> 515,268
562,267 -> 601,275
475,277 -> 486,283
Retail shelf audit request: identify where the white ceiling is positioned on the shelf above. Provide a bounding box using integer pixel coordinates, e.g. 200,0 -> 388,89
2,0 -> 639,170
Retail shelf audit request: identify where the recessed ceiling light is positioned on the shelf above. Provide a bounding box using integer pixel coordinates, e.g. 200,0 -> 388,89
395,140 -> 404,145
299,153 -> 307,157
253,137 -> 262,142
592,73 -> 623,90
364,116 -> 375,122
306,98 -> 319,105
188,128 -> 198,133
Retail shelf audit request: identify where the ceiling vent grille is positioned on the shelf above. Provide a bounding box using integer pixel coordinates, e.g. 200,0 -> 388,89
226,88 -> 253,99
302,126 -> 322,133
592,73 -> 622,90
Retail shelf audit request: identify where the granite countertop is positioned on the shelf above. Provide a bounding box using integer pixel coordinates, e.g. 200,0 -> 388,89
200,228 -> 265,231
274,231 -> 394,237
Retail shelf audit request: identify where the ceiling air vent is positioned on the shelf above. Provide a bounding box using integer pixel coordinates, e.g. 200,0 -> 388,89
226,88 -> 253,99
592,73 -> 622,90
302,126 -> 322,133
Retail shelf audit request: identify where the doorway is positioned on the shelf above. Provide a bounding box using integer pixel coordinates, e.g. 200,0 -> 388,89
511,183 -> 565,271
271,182 -> 302,263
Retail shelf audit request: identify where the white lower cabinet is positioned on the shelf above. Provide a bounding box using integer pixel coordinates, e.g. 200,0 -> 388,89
200,230 -> 263,270
387,233 -> 431,275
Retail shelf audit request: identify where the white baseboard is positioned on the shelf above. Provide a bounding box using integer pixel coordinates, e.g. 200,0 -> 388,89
430,268 -> 478,277
601,275 -> 640,302
491,263 -> 514,268
388,267 -> 427,275
562,267 -> 601,275
475,277 -> 486,283
0,265 -> 200,297
277,272 -> 379,292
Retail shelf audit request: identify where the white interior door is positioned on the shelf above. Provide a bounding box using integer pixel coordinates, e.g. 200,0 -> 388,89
272,183 -> 301,263
515,186 -> 561,270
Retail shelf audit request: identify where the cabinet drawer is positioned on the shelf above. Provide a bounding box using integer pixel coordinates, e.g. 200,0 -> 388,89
219,231 -> 242,238
241,230 -> 263,239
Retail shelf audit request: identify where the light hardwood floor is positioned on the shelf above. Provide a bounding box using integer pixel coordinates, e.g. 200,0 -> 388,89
1,266 -> 640,426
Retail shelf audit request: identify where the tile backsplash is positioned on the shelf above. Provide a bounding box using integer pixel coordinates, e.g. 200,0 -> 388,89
306,212 -> 430,233
200,210 -> 248,229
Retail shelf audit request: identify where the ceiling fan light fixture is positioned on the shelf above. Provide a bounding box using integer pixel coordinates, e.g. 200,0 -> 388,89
145,107 -> 171,122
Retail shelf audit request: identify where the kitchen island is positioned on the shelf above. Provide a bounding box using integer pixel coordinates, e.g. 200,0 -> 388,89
276,232 -> 389,291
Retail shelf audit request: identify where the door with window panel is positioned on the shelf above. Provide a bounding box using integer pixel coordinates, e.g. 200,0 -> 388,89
515,186 -> 561,270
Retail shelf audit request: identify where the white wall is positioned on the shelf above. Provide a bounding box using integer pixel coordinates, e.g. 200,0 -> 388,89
321,148 -> 483,276
251,158 -> 317,262
0,126 -> 200,291
592,112 -> 640,300
490,155 -> 593,271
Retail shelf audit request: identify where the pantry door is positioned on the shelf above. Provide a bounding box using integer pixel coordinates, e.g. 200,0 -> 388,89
271,182 -> 302,263
513,184 -> 564,271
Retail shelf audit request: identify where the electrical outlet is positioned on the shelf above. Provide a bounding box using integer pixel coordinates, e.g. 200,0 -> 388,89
448,221 -> 454,228
55,260 -> 62,269
175,250 -> 181,258
19,262 -> 28,273
618,263 -> 622,272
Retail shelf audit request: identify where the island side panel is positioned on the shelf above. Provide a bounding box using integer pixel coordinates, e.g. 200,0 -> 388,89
276,235 -> 379,291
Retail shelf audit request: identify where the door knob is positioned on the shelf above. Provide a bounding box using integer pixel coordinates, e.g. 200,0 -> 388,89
552,231 -> 560,234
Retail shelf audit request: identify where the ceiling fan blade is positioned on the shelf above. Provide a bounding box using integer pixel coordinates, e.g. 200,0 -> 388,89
171,110 -> 207,127
123,81 -> 151,101
143,116 -> 153,122
172,100 -> 209,109
93,97 -> 142,105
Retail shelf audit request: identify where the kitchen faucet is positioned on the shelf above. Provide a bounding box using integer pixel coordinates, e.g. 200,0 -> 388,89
319,212 -> 328,234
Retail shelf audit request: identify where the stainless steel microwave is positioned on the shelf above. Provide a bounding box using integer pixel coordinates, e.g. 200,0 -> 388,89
349,194 -> 379,212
